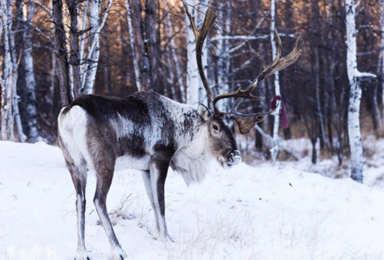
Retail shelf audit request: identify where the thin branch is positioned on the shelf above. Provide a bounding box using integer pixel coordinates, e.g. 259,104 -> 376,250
210,33 -> 296,42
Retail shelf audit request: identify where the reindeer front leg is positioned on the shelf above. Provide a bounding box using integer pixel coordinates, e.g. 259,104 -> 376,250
148,159 -> 174,242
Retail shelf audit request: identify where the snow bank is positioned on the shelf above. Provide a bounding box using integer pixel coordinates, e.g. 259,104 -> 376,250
0,141 -> 384,259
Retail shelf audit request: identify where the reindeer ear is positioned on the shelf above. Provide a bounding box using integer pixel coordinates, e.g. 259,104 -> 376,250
198,104 -> 212,121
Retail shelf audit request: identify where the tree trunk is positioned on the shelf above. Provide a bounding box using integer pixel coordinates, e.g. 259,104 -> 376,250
270,0 -> 280,163
145,0 -> 157,91
125,0 -> 141,91
21,2 -> 38,141
375,0 -> 384,129
198,0 -> 209,105
314,47 -> 327,146
102,33 -> 111,94
131,0 -> 151,90
83,0 -> 101,94
52,0 -> 71,107
381,0 -> 384,128
1,0 -> 14,140
79,0 -> 111,94
346,0 -> 363,182
345,0 -> 376,182
216,1 -> 230,111
185,0 -> 200,105
67,0 -> 81,98
163,0 -> 185,101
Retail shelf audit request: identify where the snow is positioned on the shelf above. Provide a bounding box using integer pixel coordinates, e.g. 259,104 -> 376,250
1,141 -> 384,259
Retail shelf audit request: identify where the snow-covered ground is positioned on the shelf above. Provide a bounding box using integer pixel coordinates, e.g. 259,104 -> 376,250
1,141 -> 384,260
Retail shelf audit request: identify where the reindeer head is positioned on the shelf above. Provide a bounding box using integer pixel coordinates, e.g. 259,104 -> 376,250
197,104 -> 240,168
184,2 -> 302,168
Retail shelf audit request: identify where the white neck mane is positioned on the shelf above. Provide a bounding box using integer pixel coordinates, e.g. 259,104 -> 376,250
171,125 -> 213,185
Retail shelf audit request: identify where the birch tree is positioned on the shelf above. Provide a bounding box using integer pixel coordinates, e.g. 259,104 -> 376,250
185,0 -> 200,105
81,0 -> 112,94
197,0 -> 209,104
1,0 -> 15,140
378,0 -> 384,129
345,0 -> 376,182
145,0 -> 157,91
270,0 -> 280,163
216,1 -> 231,111
21,1 -> 38,141
83,0 -> 101,94
67,0 -> 81,98
125,0 -> 141,91
130,0 -> 151,90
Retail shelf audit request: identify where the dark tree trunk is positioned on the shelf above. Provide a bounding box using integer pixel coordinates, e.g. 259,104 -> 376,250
67,0 -> 81,98
102,33 -> 111,94
311,138 -> 317,164
52,0 -> 71,107
255,122 -> 263,152
145,0 -> 157,91
131,0 -> 151,90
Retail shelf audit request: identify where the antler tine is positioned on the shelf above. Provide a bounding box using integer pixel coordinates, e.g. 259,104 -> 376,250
183,1 -> 217,103
248,42 -> 266,69
219,31 -> 302,115
270,29 -> 282,68
245,29 -> 282,93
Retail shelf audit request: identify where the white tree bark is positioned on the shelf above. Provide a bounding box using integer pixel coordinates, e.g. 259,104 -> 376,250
379,0 -> 384,128
80,0 -> 112,94
1,0 -> 14,140
22,2 -> 38,141
185,0 -> 200,105
345,0 -> 376,183
125,0 -> 141,91
48,1 -> 56,106
13,82 -> 26,142
198,0 -> 209,104
0,5 -> 5,139
314,47 -> 327,144
79,0 -> 89,67
270,0 -> 281,164
83,0 -> 101,94
216,1 -> 230,111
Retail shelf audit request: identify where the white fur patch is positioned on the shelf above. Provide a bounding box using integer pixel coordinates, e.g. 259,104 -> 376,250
171,125 -> 213,185
58,106 -> 93,170
115,155 -> 150,171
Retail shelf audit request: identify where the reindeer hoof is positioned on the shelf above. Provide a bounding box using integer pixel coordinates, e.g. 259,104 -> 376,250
166,233 -> 174,243
110,246 -> 128,260
74,249 -> 89,260
154,232 -> 174,243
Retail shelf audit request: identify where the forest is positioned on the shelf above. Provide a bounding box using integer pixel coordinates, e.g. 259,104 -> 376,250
2,1 -> 384,259
0,0 -> 383,183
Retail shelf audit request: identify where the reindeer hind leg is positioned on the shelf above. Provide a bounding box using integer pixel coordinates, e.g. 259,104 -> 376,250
60,141 -> 89,260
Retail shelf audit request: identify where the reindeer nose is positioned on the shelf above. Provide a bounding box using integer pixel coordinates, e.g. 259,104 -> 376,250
229,150 -> 241,165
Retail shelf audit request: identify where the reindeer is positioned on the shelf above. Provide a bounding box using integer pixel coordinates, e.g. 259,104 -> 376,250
57,3 -> 301,260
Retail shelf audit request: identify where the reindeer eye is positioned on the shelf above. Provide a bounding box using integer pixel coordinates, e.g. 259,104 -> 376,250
213,124 -> 219,131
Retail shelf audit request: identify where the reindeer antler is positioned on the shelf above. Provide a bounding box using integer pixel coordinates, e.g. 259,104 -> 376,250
219,31 -> 302,134
215,30 -> 302,114
183,1 -> 217,102
183,3 -> 302,134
